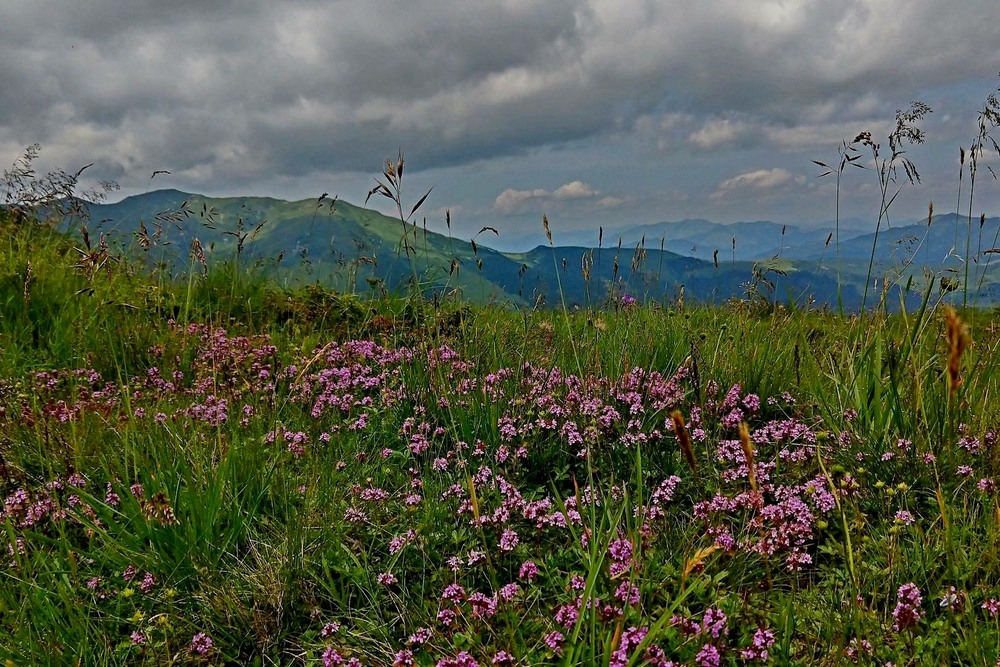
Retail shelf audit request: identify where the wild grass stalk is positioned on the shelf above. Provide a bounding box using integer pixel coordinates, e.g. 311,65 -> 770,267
365,151 -> 433,302
963,80 -> 1000,310
814,137 -> 864,314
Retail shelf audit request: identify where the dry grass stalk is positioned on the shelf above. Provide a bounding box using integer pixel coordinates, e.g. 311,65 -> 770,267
608,622 -> 624,660
23,261 -> 32,304
189,238 -> 208,275
738,422 -> 758,494
671,409 -> 697,472
944,306 -> 970,397
467,475 -> 481,524
682,544 -> 720,581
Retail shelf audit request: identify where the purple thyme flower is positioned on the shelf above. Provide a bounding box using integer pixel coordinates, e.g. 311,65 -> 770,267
544,631 -> 564,656
701,607 -> 728,638
740,627 -> 775,661
393,650 -> 415,666
517,560 -> 538,581
139,572 -> 157,594
322,647 -> 344,666
499,528 -> 519,552
695,644 -> 720,667
407,627 -> 432,645
892,583 -> 923,632
190,632 -> 213,655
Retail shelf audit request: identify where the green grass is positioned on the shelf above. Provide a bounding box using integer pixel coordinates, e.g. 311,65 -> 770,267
2,206 -> 1000,666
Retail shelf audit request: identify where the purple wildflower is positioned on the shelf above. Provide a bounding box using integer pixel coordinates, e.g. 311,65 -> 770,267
517,560 -> 538,581
442,583 -> 465,602
393,650 -> 415,666
323,647 -> 344,666
982,598 -> 1000,617
544,631 -> 564,656
614,580 -> 640,606
498,583 -> 521,603
499,528 -> 519,552
190,632 -> 213,656
695,644 -> 720,667
740,627 -> 775,661
845,638 -> 872,661
139,572 -> 157,593
408,627 -> 432,645
892,583 -> 923,632
609,626 -> 647,667
491,650 -> 514,665
701,607 -> 728,638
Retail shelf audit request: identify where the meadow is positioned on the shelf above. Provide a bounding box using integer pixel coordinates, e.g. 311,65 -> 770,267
3,92 -> 1000,665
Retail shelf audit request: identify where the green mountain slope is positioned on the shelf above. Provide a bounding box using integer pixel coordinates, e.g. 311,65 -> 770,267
76,190 -> 1000,310
84,190 -> 522,305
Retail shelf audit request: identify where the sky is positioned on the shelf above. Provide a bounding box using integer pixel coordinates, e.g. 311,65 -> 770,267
3,0 -> 1000,250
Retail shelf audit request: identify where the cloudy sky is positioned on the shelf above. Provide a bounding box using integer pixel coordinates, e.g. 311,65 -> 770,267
3,0 -> 1000,249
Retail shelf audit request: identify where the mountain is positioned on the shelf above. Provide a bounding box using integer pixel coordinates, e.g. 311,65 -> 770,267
71,191 -> 1000,310
499,216 -> 877,255
81,190 -> 522,304
612,219 -> 828,263
788,213 -> 1000,263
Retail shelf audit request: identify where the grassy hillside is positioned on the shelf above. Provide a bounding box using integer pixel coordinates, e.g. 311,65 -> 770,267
82,190 -> 522,306
73,190 -> 1000,312
3,205 -> 1000,665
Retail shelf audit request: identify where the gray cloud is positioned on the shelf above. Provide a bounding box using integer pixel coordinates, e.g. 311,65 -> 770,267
3,0 -> 1000,238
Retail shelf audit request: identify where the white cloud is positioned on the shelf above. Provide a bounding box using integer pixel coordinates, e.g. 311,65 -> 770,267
493,187 -> 549,214
689,117 -> 754,150
553,180 -> 598,200
493,180 -> 601,213
710,168 -> 805,201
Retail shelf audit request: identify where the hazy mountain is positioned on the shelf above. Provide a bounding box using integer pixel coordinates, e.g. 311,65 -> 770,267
72,191 -> 1000,310
607,217 -> 880,262
81,189 -> 522,304
789,213 -> 1000,263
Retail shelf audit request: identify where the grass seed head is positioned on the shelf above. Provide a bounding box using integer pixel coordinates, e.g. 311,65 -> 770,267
738,422 -> 758,494
671,409 -> 697,472
944,306 -> 970,397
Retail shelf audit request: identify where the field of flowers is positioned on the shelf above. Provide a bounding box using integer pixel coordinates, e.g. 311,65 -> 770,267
2,215 -> 1000,666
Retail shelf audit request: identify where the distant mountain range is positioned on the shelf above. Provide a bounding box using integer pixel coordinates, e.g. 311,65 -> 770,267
74,190 -> 1000,310
610,214 -> 1000,264
508,216 -> 879,256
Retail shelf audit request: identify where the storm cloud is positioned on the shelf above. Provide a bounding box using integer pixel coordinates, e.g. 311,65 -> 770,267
3,0 -> 1000,247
